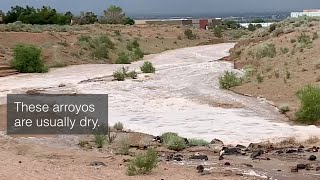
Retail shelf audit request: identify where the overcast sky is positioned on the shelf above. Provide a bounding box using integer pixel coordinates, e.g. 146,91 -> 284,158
1,0 -> 320,16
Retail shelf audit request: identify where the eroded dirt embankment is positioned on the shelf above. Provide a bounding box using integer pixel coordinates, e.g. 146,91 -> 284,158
0,43 -> 319,145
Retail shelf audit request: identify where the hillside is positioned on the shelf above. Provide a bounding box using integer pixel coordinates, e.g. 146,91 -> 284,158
0,23 -> 223,69
229,16 -> 320,123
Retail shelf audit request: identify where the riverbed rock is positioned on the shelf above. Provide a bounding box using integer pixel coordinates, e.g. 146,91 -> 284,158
297,164 -> 306,170
88,161 -> 106,167
316,166 -> 320,171
224,162 -> 231,166
224,147 -> 241,155
189,153 -> 208,161
291,167 -> 298,172
308,155 -> 317,161
236,144 -> 247,149
251,150 -> 264,159
210,139 -> 224,145
196,165 -> 204,173
246,143 -> 264,152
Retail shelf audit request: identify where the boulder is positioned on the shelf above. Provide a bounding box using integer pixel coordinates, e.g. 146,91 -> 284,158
251,150 -> 264,159
297,164 -> 306,170
308,155 -> 317,161
196,165 -> 204,173
210,139 -> 224,145
189,153 -> 208,161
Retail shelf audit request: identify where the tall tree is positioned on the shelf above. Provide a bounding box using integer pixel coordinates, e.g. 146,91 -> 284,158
104,5 -> 125,24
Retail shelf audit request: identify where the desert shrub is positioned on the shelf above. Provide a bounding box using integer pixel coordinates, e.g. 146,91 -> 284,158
184,28 -> 196,39
89,35 -> 115,59
116,52 -> 131,64
243,65 -> 256,78
113,122 -> 124,131
114,30 -> 121,36
312,32 -> 319,40
219,71 -> 242,89
272,28 -> 284,37
248,24 -> 256,31
140,61 -> 155,73
285,68 -> 291,79
188,139 -> 209,147
255,43 -> 276,59
255,28 -> 269,37
160,132 -> 179,144
132,48 -> 144,60
113,70 -> 126,81
127,149 -> 158,176
127,39 -> 139,51
297,33 -> 312,47
280,47 -> 289,54
256,74 -> 264,83
295,85 -> 320,124
269,23 -> 277,32
11,44 -> 47,73
127,70 -> 138,79
283,27 -> 294,34
165,135 -> 187,151
94,134 -> 106,148
78,35 -> 91,42
290,39 -> 297,43
117,138 -> 130,155
213,27 -> 223,38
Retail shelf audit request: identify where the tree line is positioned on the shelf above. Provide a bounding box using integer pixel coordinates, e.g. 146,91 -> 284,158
0,5 -> 135,25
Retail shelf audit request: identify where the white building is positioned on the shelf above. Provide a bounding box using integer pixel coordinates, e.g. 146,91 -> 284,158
291,9 -> 320,18
240,23 -> 274,28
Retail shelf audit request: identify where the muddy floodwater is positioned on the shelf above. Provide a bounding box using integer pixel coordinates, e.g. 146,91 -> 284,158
0,43 -> 319,145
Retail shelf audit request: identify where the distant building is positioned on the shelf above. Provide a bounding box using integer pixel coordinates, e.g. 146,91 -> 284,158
144,18 -> 222,29
291,9 -> 320,18
240,22 -> 274,28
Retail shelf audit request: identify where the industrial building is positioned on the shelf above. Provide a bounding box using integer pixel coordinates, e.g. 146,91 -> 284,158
291,9 -> 320,18
144,18 -> 222,29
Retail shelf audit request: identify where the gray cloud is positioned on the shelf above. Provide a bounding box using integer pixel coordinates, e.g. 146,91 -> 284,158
1,0 -> 320,16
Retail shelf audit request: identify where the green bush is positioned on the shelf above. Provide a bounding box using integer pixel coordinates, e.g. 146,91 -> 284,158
255,43 -> 277,59
78,35 -> 91,42
213,27 -> 223,38
117,138 -> 130,155
295,85 -> 320,124
11,44 -> 47,73
127,39 -> 140,51
160,132 -> 179,144
113,122 -> 124,131
140,61 -> 155,73
132,48 -> 144,60
165,135 -> 187,151
114,30 -> 121,36
188,139 -> 209,147
219,71 -> 243,89
297,33 -> 312,48
312,32 -> 319,40
269,23 -> 277,32
184,28 -> 196,39
127,149 -> 158,176
280,47 -> 289,54
94,134 -> 106,148
116,52 -> 131,64
113,70 -> 126,81
89,35 -> 115,59
256,74 -> 264,83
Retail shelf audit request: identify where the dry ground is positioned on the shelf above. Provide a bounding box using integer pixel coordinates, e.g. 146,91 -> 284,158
229,17 -> 320,122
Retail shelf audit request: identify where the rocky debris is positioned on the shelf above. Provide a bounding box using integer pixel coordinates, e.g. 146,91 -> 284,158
210,139 -> 224,145
316,166 -> 320,171
168,154 -> 183,161
306,146 -> 319,152
26,89 -> 41,95
246,143 -> 264,152
153,136 -> 162,143
242,163 -> 253,168
291,167 -> 298,172
189,153 -> 208,161
308,155 -> 317,161
88,161 -> 106,167
58,84 -> 66,87
122,159 -> 130,162
224,162 -> 231,166
286,149 -> 297,154
296,164 -> 306,170
236,144 -> 246,149
250,150 -> 264,159
224,147 -> 241,155
279,103 -> 290,114
196,165 -> 204,173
